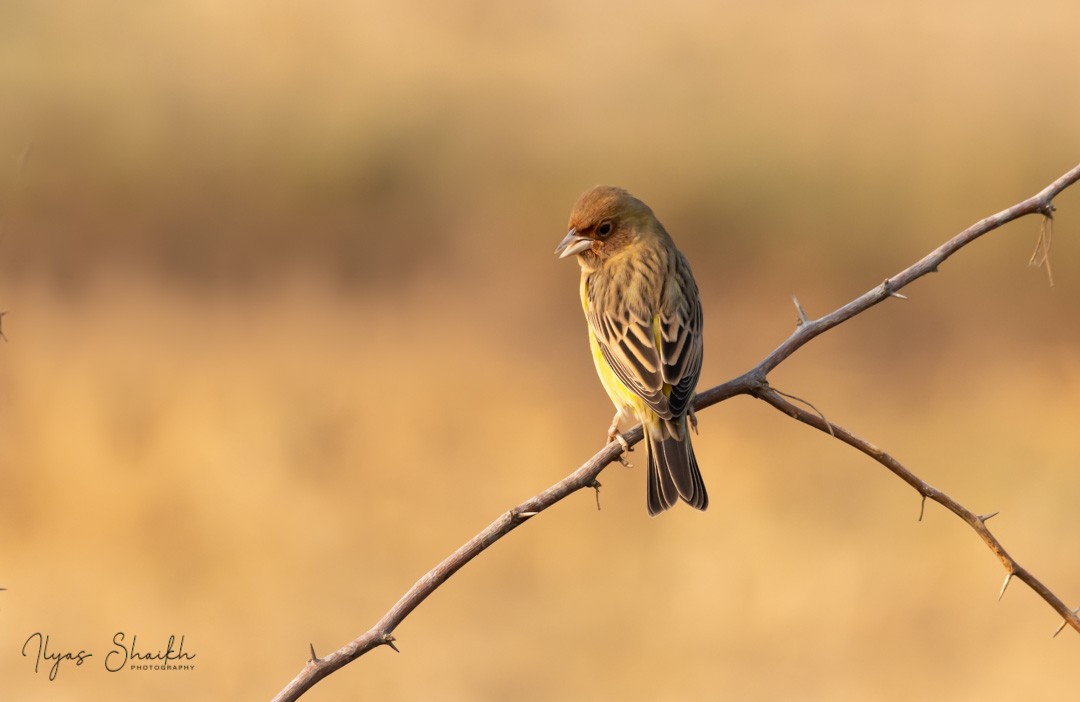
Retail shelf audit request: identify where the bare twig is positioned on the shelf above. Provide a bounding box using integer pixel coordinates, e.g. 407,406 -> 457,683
270,428 -> 640,702
792,294 -> 809,325
770,386 -> 834,437
1029,212 -> 1055,286
271,163 -> 1080,701
696,163 -> 1080,402
753,385 -> 1080,635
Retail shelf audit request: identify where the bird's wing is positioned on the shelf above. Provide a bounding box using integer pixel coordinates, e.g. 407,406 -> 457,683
587,260 -> 700,420
657,253 -> 703,420
589,301 -> 668,415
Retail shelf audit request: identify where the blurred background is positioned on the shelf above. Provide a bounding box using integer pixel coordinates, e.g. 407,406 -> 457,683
2,1 -> 1079,700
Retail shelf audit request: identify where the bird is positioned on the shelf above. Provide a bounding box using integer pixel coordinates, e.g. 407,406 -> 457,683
555,186 -> 707,516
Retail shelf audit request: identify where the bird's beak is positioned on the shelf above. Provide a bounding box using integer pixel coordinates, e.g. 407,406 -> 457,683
555,228 -> 593,259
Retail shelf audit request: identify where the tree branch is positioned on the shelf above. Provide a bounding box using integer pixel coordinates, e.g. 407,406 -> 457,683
271,163 -> 1080,701
753,384 -> 1080,635
696,161 -> 1080,406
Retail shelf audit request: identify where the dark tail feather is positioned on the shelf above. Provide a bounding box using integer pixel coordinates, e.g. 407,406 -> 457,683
646,421 -> 708,516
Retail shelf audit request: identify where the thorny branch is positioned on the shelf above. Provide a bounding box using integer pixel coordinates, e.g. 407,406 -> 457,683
271,163 -> 1080,702
753,386 -> 1080,636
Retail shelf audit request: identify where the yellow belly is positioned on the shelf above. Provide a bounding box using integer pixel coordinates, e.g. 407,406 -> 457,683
589,327 -> 650,419
582,271 -> 665,433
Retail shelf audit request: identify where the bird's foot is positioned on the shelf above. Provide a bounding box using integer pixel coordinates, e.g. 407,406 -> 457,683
607,410 -> 633,466
608,427 -> 633,467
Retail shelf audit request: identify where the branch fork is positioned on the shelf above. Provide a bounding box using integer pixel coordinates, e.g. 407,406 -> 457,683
272,163 -> 1080,701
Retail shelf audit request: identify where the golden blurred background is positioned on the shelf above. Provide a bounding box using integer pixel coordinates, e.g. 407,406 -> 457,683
2,1 -> 1080,700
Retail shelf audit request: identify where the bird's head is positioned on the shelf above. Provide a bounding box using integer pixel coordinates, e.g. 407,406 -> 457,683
555,185 -> 656,270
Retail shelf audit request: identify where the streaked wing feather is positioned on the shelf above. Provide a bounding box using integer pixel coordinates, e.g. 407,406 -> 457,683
589,306 -> 667,410
658,256 -> 703,418
587,247 -> 702,421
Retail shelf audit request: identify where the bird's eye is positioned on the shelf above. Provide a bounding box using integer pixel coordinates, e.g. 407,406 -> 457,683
596,221 -> 613,237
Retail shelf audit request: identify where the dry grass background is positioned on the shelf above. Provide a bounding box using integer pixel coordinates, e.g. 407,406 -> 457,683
2,1 -> 1080,700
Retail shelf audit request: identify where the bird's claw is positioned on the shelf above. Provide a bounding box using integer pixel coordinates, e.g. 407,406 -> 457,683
608,427 -> 631,451
607,410 -> 633,466
608,429 -> 633,466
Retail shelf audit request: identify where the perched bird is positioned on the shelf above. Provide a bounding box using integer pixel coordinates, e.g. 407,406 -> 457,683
555,186 -> 707,516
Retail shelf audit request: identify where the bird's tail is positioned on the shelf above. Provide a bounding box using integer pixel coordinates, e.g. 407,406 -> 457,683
645,417 -> 708,516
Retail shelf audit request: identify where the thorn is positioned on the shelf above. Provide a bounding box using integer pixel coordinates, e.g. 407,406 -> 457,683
918,494 -> 927,522
881,279 -> 907,300
979,511 -> 999,523
509,508 -> 539,524
1052,607 -> 1079,638
589,480 -> 602,511
309,643 -> 318,662
998,572 -> 1013,601
791,294 -> 809,326
383,635 -> 400,653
